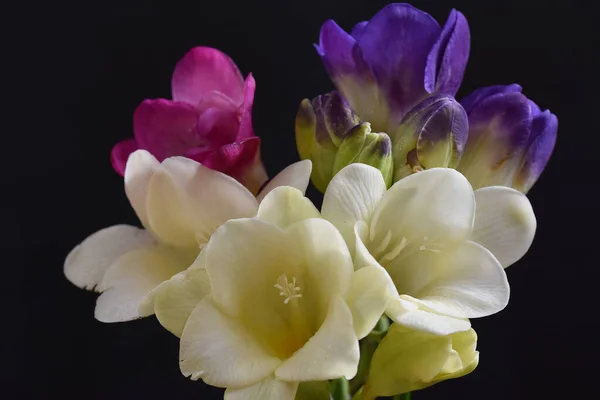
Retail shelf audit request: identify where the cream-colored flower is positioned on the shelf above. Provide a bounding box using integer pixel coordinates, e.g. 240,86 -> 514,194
64,150 -> 312,323
174,187 -> 388,400
363,324 -> 479,399
322,164 -> 536,335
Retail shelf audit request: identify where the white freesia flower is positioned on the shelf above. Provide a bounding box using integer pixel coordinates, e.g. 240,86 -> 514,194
63,150 -> 312,323
173,187 -> 388,400
322,164 -> 536,335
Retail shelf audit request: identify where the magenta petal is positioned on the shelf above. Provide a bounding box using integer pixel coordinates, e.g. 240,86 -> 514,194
185,137 -> 267,194
237,74 -> 257,141
133,99 -> 200,161
110,139 -> 139,176
171,47 -> 245,106
196,107 -> 241,147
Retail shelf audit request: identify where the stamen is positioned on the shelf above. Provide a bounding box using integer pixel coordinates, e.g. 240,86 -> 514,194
274,274 -> 303,304
380,236 -> 408,263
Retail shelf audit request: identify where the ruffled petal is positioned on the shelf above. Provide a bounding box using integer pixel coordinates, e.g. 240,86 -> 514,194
95,246 -> 195,322
110,139 -> 139,176
185,137 -> 268,195
64,225 -> 156,292
171,46 -> 244,106
133,99 -> 200,161
237,74 -> 257,141
224,378 -> 298,400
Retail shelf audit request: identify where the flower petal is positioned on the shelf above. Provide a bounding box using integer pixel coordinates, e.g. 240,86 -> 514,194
358,3 -> 441,121
472,186 -> 536,268
457,92 -> 533,189
171,46 -> 244,106
460,84 -> 522,114
64,225 -> 156,292
95,246 -> 194,322
416,241 -> 509,319
110,139 -> 139,176
256,160 -> 312,203
351,21 -> 368,40
275,296 -> 359,381
237,74 -> 257,141
424,9 -> 470,95
152,267 -> 212,337
370,168 -> 474,246
386,296 -> 471,335
145,156 -> 258,247
185,137 -> 268,195
257,186 -> 321,229
346,265 -> 394,339
133,99 -> 200,161
180,296 -> 282,387
124,150 -> 160,230
224,378 -> 298,400
515,110 -> 558,193
204,218 -> 301,355
322,164 -> 386,251
285,219 -> 355,329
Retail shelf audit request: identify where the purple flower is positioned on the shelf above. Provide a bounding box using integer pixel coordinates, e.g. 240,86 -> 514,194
316,3 -> 470,135
457,84 -> 558,192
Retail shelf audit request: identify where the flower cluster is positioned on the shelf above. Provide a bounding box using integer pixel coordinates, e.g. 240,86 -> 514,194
65,3 -> 556,400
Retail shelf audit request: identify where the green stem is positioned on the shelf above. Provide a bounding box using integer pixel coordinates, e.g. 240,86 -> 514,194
331,377 -> 350,400
392,392 -> 412,400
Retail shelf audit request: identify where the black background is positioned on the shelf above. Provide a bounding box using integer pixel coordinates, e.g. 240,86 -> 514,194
5,0 -> 599,399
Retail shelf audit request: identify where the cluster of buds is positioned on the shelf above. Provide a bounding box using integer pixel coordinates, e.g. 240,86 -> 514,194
295,91 -> 393,191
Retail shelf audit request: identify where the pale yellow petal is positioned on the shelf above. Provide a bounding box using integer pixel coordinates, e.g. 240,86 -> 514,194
180,296 -> 282,388
386,296 -> 471,335
94,246 -> 194,322
124,150 -> 160,229
64,225 -> 156,292
472,186 -> 536,268
416,241 -> 509,319
257,186 -> 320,229
224,377 -> 298,400
346,265 -> 394,339
152,267 -> 211,337
257,160 -> 312,202
146,156 -> 258,247
322,163 -> 387,252
370,168 -> 474,247
275,297 -> 359,382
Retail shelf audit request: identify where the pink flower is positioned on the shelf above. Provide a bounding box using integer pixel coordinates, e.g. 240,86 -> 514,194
111,47 -> 268,194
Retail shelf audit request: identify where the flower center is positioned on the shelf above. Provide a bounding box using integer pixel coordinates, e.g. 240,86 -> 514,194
274,274 -> 302,304
370,230 -> 442,266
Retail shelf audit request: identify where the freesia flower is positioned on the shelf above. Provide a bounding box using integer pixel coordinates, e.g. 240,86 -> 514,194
64,150 -> 311,322
316,3 -> 470,135
110,47 -> 268,194
363,324 -> 479,399
166,186 -> 389,400
322,164 -> 537,335
457,84 -> 558,192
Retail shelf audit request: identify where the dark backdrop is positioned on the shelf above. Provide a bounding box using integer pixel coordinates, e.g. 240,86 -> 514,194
5,0 -> 599,399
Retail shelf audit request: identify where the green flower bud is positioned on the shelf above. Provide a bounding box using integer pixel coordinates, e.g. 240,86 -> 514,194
295,91 -> 360,192
333,123 -> 393,187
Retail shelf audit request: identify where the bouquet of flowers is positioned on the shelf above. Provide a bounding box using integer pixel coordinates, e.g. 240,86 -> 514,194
64,3 -> 556,399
